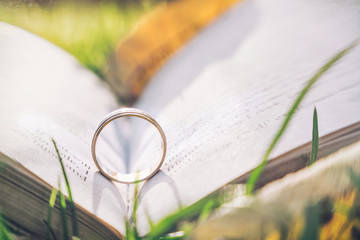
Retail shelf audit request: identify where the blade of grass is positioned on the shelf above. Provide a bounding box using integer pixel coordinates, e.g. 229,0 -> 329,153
309,107 -> 319,166
124,217 -> 131,240
124,216 -> 138,240
147,193 -> 223,239
125,173 -> 141,240
46,188 -> 59,240
349,168 -> 360,190
198,198 -> 217,223
145,210 -> 155,231
52,139 -> 78,237
245,40 -> 359,195
0,162 -> 5,171
58,181 -> 69,240
131,176 -> 140,239
42,219 -> 57,240
299,202 -> 321,240
159,234 -> 185,240
347,171 -> 360,222
0,213 -> 13,240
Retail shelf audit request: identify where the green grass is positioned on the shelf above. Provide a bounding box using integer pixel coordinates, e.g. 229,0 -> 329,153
245,40 -> 359,195
44,41 -> 360,239
0,213 -> 13,240
0,1 -> 154,78
0,15 -> 357,237
58,183 -> 69,240
45,188 -> 58,240
144,194 -> 224,239
52,139 -> 78,237
299,202 -> 321,240
309,107 -> 319,166
336,169 -> 360,240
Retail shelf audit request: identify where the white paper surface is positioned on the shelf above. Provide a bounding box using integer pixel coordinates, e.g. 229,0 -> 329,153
0,22 -> 128,233
134,0 -> 360,234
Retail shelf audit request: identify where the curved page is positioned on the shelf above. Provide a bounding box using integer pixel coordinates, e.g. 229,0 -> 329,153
0,22 -> 127,235
134,0 -> 360,234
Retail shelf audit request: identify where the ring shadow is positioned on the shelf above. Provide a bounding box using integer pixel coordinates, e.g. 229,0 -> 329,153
92,171 -> 127,216
130,170 -> 182,222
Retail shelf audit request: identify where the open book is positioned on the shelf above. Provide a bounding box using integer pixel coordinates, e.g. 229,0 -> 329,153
1,0 -> 360,238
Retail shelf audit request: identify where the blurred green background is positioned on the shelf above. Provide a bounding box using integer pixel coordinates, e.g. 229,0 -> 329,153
0,0 -> 160,78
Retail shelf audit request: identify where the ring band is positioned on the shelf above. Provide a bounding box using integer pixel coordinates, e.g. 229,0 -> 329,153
91,108 -> 167,183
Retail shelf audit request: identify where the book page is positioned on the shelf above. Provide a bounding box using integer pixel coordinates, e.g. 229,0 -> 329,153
0,22 -> 128,234
133,0 -> 360,234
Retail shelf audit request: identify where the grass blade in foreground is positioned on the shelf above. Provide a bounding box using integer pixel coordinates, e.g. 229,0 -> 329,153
245,40 -> 359,195
309,107 -> 319,166
146,194 -> 223,239
299,202 -> 321,240
0,213 -> 13,240
52,139 -> 79,237
58,182 -> 69,240
46,188 -> 59,240
128,175 -> 140,240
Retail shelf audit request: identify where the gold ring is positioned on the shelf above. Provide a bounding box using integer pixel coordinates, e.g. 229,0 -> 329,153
91,108 -> 166,183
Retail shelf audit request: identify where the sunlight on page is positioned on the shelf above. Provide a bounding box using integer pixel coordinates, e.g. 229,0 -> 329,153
1,0 -> 360,237
133,0 -> 360,235
0,22 -> 128,234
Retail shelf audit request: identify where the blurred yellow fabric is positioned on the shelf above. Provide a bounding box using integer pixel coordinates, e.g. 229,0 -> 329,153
107,0 -> 240,104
